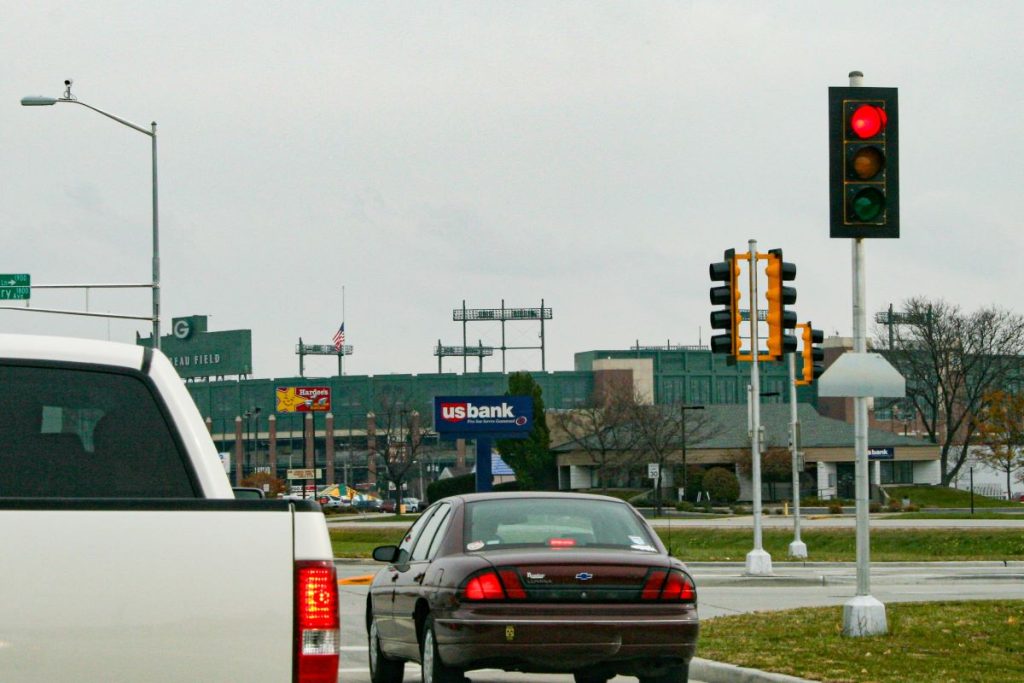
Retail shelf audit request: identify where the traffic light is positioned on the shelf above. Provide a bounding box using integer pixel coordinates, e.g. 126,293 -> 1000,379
764,249 -> 797,359
828,86 -> 899,238
799,324 -> 825,384
709,249 -> 740,357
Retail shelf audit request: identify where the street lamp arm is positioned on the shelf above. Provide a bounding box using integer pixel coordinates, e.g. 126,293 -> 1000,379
61,98 -> 154,137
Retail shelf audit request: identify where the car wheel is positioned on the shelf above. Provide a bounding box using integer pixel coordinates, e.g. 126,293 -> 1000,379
369,619 -> 405,683
573,672 -> 610,683
639,663 -> 689,683
421,615 -> 463,683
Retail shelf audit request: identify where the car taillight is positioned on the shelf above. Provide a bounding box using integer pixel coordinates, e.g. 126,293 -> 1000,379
294,560 -> 340,683
641,569 -> 696,602
461,567 -> 527,601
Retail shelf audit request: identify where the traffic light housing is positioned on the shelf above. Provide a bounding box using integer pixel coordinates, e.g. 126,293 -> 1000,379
709,249 -> 740,357
829,86 -> 899,239
765,249 -> 797,359
799,324 -> 825,384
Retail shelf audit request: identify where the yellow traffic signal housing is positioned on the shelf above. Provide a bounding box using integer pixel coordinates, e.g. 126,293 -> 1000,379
764,249 -> 797,360
797,323 -> 825,385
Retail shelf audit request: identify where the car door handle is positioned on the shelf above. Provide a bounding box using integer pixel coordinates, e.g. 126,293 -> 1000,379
391,573 -> 399,583
414,572 -> 426,584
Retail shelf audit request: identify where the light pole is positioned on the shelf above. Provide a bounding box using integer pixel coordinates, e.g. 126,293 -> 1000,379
22,80 -> 160,348
680,404 -> 705,499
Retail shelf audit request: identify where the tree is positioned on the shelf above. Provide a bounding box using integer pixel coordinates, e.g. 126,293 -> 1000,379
239,471 -> 288,498
548,374 -> 639,491
497,372 -> 555,490
630,402 -> 720,511
372,390 -> 434,504
733,446 -> 793,502
878,297 -> 1024,485
975,390 -> 1024,499
703,467 -> 740,504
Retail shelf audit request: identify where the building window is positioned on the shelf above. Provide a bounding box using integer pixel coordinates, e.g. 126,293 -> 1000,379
879,461 -> 913,484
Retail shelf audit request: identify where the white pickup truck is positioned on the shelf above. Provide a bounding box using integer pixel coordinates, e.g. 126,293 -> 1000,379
0,334 -> 340,683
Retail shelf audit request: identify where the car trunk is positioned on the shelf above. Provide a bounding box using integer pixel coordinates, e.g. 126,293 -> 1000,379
479,547 -> 673,602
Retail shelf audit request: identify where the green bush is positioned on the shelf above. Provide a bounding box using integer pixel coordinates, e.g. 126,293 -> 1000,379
426,473 -> 475,503
828,501 -> 844,514
703,467 -> 740,504
675,500 -> 695,512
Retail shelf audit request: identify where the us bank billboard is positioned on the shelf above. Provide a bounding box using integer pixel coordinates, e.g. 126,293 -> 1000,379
434,395 -> 533,439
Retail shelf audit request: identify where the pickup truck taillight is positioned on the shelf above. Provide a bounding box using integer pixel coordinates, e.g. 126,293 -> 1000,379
294,560 -> 340,683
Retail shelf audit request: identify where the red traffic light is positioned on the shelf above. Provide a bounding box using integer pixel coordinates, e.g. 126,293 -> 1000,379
849,104 -> 887,139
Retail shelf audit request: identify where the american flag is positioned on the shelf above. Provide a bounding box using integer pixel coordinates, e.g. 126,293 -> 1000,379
332,323 -> 345,351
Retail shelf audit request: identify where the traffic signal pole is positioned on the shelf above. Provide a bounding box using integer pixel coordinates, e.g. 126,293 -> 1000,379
845,69 -> 888,637
787,351 -> 807,558
746,238 -> 772,576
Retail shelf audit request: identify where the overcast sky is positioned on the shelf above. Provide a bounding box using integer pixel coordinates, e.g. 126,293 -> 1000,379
2,1 -> 1021,379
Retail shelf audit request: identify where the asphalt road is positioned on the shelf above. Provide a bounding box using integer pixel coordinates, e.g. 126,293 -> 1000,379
334,559 -> 1024,683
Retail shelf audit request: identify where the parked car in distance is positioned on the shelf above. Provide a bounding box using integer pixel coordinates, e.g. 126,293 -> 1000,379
367,491 -> 698,683
380,498 -> 398,514
402,497 -> 421,513
317,494 -> 353,512
353,497 -> 383,513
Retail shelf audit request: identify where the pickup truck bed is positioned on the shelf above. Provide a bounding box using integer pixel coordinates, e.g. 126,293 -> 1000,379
0,335 -> 339,683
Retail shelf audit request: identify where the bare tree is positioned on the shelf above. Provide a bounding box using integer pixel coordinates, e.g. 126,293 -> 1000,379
548,375 -> 640,491
878,297 -> 1024,485
372,390 -> 433,506
975,389 -> 1024,499
630,402 -> 720,513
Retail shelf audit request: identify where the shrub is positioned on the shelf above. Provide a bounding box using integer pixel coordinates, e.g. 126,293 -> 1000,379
675,501 -> 695,512
703,467 -> 740,504
869,502 -> 882,513
888,499 -> 903,512
426,473 -> 475,503
828,501 -> 844,514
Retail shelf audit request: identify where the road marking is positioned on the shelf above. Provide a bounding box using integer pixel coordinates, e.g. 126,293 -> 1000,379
339,574 -> 375,585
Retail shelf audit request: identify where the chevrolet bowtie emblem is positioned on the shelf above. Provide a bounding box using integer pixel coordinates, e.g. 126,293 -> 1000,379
575,572 -> 594,581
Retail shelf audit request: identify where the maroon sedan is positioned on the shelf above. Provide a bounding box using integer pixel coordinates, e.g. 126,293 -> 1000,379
366,491 -> 698,683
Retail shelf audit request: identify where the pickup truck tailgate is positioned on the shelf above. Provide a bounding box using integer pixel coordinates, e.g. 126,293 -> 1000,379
0,500 -> 306,683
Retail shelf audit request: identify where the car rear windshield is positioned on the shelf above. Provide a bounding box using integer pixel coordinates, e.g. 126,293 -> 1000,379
464,497 -> 658,551
0,363 -> 197,498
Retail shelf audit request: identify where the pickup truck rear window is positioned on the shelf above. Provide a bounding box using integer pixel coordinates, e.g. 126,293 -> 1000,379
0,363 -> 197,498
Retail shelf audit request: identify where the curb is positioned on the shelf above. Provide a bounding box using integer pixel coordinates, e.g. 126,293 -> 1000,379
691,657 -> 820,683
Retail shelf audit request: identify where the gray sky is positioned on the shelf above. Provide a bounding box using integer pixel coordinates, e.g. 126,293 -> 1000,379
2,1 -> 1021,379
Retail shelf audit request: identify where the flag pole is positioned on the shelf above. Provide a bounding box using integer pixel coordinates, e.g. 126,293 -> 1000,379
340,286 -> 346,377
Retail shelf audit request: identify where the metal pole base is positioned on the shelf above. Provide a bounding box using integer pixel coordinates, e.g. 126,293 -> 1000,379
842,595 -> 888,637
744,548 -> 773,576
787,540 -> 808,559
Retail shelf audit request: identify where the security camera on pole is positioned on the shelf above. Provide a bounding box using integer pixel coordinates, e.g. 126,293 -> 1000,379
820,71 -> 906,637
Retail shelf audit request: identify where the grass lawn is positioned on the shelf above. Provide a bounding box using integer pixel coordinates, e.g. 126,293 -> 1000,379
885,485 -> 1019,509
329,526 -> 1024,561
661,528 -> 1024,561
699,600 -> 1024,683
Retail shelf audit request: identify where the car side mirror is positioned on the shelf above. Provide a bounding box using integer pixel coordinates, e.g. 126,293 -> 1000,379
372,545 -> 400,563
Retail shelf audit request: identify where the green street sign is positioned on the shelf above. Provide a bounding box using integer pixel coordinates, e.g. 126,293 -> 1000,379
0,274 -> 30,300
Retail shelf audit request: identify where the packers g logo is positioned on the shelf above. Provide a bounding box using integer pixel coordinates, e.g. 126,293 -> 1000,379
173,319 -> 192,340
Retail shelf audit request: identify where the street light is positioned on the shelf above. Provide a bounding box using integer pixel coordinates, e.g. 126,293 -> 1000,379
680,405 -> 706,498
22,80 -> 160,348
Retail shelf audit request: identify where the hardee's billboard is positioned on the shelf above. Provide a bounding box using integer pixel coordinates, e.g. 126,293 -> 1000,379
276,386 -> 331,413
434,395 -> 533,438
